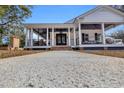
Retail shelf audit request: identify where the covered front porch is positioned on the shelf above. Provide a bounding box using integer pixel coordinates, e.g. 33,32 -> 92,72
24,23 -> 124,50
24,24 -> 75,49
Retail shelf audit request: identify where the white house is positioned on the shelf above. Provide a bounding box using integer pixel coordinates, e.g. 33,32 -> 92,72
24,6 -> 124,50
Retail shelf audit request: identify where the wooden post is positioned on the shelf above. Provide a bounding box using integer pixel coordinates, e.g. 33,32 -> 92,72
78,23 -> 82,45
52,27 -> 54,46
73,27 -> 76,46
46,28 -> 49,46
102,23 -> 106,45
68,28 -> 71,46
30,28 -> 33,47
25,28 -> 28,47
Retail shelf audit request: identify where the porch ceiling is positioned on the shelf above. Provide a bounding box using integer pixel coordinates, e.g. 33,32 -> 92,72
105,23 -> 123,31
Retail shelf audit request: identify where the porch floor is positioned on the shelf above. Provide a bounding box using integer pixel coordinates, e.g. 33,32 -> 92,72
24,44 -> 124,50
72,44 -> 124,48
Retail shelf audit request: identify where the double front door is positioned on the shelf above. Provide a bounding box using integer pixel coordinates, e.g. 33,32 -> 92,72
56,33 -> 67,45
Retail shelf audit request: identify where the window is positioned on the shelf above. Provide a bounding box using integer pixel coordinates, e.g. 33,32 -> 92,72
85,34 -> 89,41
95,33 -> 101,43
95,33 -> 98,41
82,33 -> 89,43
82,33 -> 84,42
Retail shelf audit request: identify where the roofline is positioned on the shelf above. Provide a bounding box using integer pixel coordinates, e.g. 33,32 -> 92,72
103,6 -> 124,16
65,5 -> 124,23
65,6 -> 99,23
24,23 -> 74,25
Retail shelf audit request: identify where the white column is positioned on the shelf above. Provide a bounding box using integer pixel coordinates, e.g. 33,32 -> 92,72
52,28 -> 54,46
25,28 -> 28,47
68,28 -> 71,46
78,23 -> 82,45
102,23 -> 106,44
46,28 -> 49,46
37,29 -> 40,46
29,29 -> 31,46
73,27 -> 76,46
30,28 -> 33,46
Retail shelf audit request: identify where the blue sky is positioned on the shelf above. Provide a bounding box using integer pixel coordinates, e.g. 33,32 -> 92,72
25,5 -> 96,23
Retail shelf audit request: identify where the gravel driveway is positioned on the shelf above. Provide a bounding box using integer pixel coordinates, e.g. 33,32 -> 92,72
0,51 -> 124,88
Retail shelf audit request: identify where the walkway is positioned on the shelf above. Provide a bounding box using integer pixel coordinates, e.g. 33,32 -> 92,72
0,51 -> 124,88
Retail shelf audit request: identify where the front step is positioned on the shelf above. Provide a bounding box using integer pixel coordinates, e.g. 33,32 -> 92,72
51,46 -> 72,50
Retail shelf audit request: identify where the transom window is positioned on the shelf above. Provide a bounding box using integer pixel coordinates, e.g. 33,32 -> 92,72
81,24 -> 101,29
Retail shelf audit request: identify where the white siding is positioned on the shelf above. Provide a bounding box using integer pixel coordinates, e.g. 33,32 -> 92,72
79,8 -> 124,23
81,30 -> 102,41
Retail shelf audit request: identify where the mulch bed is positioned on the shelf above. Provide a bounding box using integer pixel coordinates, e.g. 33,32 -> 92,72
0,50 -> 41,59
84,50 -> 124,58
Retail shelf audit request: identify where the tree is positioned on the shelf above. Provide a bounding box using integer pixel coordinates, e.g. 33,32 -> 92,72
0,6 -> 9,18
112,5 -> 124,12
0,28 -> 4,45
0,5 -> 32,46
0,5 -> 32,26
111,30 -> 124,43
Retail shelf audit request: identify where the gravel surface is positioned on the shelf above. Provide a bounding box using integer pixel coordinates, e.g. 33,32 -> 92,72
0,51 -> 124,88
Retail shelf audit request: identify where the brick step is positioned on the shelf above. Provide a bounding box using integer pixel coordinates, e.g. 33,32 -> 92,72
51,46 -> 72,50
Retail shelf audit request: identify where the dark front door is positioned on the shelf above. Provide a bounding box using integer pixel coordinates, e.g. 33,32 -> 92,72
56,34 -> 67,45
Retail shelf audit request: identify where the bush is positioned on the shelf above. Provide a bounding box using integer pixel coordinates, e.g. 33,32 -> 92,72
0,37 -> 2,45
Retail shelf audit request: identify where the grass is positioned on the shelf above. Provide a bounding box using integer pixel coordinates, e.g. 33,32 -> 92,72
84,50 -> 124,58
0,50 -> 41,59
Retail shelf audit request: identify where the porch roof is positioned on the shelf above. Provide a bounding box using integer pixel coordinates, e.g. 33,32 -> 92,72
24,23 -> 75,29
